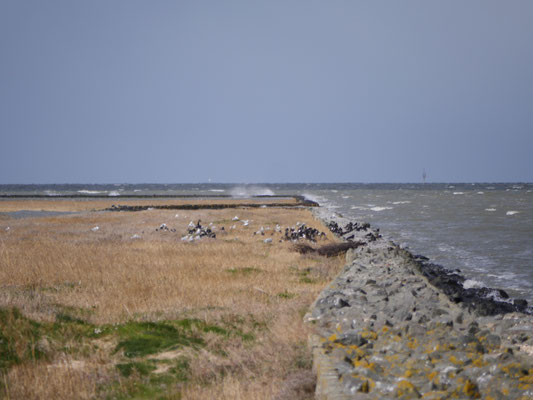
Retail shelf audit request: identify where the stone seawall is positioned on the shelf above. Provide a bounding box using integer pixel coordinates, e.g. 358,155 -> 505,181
307,209 -> 533,399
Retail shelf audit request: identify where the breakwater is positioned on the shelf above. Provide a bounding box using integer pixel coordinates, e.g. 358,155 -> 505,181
308,209 -> 533,399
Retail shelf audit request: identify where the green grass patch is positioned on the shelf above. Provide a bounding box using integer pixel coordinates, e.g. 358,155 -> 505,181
55,312 -> 87,325
114,318 -> 242,358
294,267 -> 318,284
277,290 -> 297,299
0,307 -> 44,369
116,361 -> 157,377
0,307 -> 257,399
225,267 -> 262,275
115,321 -> 204,358
168,357 -> 190,382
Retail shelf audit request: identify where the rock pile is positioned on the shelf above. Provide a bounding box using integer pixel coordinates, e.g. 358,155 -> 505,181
328,220 -> 381,242
181,220 -> 216,241
308,211 -> 533,399
284,224 -> 327,242
417,259 -> 529,316
155,223 -> 176,232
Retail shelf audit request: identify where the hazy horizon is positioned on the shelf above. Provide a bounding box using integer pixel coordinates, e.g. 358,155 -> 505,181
1,181 -> 531,186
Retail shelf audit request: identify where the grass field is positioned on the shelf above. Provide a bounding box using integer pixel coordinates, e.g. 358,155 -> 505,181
0,200 -> 344,399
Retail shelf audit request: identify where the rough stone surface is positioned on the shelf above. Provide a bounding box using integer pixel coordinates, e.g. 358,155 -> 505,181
308,209 -> 533,399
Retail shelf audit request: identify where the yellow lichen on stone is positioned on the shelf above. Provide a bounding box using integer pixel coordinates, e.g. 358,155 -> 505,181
407,337 -> 419,350
449,355 -> 463,365
404,369 -> 419,378
349,345 -> 366,357
422,390 -> 449,398
519,373 -> 533,383
385,354 -> 400,362
501,362 -> 526,378
426,370 -> 440,386
352,356 -> 376,371
328,333 -> 337,342
462,379 -> 481,398
350,374 -> 376,393
361,330 -> 378,341
471,357 -> 487,368
396,379 -> 420,398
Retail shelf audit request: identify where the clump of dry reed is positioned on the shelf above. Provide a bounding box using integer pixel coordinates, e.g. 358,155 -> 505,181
293,241 -> 364,257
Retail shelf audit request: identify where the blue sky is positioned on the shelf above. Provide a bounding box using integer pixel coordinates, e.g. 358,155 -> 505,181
1,1 -> 532,183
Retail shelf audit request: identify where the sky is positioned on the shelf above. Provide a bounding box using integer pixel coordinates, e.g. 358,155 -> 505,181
1,1 -> 532,184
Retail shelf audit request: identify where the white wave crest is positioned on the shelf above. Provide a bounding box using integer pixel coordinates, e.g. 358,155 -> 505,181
485,208 -> 497,212
453,192 -> 464,195
506,211 -> 519,216
229,186 -> 274,197
108,191 -> 120,197
370,206 -> 393,212
208,189 -> 225,192
78,190 -> 105,194
463,279 -> 485,290
392,201 -> 411,205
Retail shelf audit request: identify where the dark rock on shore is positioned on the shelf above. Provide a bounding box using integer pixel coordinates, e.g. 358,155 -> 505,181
284,224 -> 327,242
293,242 -> 365,257
414,259 -> 530,316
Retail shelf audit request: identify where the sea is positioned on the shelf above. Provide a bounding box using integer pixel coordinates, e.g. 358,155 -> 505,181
1,183 -> 532,303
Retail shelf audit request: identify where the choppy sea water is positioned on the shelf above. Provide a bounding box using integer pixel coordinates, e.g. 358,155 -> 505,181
2,183 -> 532,303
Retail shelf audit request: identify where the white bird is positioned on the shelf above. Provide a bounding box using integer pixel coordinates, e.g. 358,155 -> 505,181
263,238 -> 272,244
91,226 -> 99,232
188,221 -> 195,228
242,220 -> 249,227
232,216 -> 240,221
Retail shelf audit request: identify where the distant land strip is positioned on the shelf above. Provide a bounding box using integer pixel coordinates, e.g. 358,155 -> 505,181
0,194 -> 294,199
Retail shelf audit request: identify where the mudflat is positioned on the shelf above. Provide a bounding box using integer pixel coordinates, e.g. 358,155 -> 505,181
0,199 -> 343,399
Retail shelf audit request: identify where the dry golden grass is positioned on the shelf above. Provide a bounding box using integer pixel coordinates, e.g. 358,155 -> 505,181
0,202 -> 343,399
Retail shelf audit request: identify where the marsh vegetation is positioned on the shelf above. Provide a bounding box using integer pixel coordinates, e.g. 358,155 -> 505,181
0,200 -> 344,399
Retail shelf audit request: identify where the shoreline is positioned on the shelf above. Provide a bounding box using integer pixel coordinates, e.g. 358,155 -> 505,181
308,207 -> 533,399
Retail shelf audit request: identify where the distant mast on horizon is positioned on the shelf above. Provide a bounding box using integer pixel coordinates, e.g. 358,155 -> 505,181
422,169 -> 427,184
